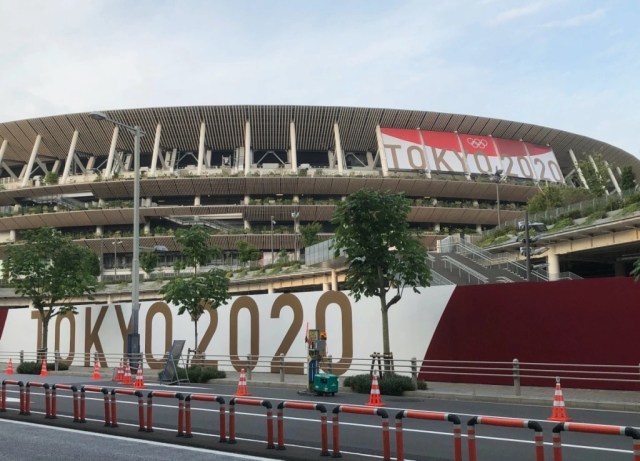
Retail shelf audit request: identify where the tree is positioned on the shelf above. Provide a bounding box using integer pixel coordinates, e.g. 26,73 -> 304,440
160,269 -> 230,352
140,251 -> 159,278
577,153 -> 608,197
3,227 -> 99,354
161,225 -> 229,351
620,166 -> 636,192
300,222 -> 322,247
236,240 -> 260,268
331,189 -> 431,367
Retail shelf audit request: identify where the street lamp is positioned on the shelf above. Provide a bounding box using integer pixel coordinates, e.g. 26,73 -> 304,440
90,111 -> 145,362
112,240 -> 123,276
291,210 -> 300,261
492,168 -> 504,227
270,216 -> 276,263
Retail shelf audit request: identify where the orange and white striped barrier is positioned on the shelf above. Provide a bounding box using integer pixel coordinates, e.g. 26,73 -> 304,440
552,422 -> 640,461
467,416 -> 544,461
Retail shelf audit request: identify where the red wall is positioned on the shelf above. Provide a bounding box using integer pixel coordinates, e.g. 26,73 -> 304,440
422,277 -> 640,390
0,308 -> 7,341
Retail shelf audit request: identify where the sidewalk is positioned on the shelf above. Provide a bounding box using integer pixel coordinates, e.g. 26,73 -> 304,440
46,367 -> 640,412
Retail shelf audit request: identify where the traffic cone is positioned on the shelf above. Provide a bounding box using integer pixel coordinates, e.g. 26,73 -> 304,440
92,357 -> 102,380
115,359 -> 124,383
133,361 -> 145,389
548,377 -> 572,422
234,369 -> 251,396
39,359 -> 48,377
122,359 -> 132,385
365,373 -> 385,407
5,358 -> 14,375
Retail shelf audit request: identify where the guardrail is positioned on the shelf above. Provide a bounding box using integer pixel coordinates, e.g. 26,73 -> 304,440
5,382 -> 640,461
4,351 -> 640,391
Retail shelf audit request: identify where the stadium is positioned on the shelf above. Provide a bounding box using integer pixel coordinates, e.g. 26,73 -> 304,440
1,105 -> 640,390
0,105 -> 638,280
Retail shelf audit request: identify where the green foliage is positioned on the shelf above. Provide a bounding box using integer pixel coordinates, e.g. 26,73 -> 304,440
584,210 -> 607,224
160,366 -> 226,383
140,252 -> 159,276
161,269 -> 230,321
173,225 -> 220,273
332,189 -> 431,357
342,373 -> 416,395
620,166 -> 637,191
549,217 -> 574,232
236,240 -> 260,267
17,361 -> 69,374
43,172 -> 59,185
300,222 -> 322,247
527,185 -> 592,213
577,153 -> 608,197
416,379 -> 428,390
3,227 -> 100,352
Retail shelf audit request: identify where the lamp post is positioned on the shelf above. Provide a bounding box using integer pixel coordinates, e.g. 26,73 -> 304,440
270,216 -> 276,263
90,111 -> 144,362
493,168 -> 504,227
112,240 -> 123,276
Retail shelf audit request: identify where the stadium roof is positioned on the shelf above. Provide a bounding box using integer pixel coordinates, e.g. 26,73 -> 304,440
0,105 -> 637,175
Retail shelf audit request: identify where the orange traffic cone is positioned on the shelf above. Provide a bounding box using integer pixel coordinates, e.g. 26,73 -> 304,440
548,377 -> 572,422
365,373 -> 384,407
122,359 -> 132,385
115,359 -> 124,383
92,358 -> 102,380
234,369 -> 251,396
133,361 -> 145,389
39,359 -> 48,377
5,358 -> 14,375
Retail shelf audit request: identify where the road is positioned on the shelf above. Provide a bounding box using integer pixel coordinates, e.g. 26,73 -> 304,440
2,379 -> 640,460
0,418 -> 282,461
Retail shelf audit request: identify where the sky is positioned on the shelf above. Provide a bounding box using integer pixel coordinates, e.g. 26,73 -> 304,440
0,0 -> 638,156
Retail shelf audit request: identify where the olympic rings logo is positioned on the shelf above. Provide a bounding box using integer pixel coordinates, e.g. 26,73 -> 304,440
466,138 -> 488,149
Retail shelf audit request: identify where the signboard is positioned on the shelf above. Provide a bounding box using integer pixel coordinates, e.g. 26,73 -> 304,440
381,128 -> 564,183
159,339 -> 186,383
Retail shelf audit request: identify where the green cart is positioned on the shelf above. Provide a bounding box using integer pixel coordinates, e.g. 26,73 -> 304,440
313,373 -> 338,396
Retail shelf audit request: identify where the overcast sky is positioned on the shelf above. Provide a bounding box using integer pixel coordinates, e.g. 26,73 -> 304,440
1,0 -> 638,156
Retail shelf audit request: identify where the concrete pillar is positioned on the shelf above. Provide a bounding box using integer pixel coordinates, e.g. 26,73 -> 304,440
547,252 -> 560,281
194,196 -> 201,206
434,223 -> 441,232
150,123 -> 162,177
334,122 -> 344,174
0,140 -> 7,166
244,219 -> 251,230
244,194 -> 250,205
9,230 -> 16,242
61,131 -> 79,184
268,285 -> 274,294
105,126 -> 119,179
331,270 -> 338,291
144,222 -> 151,235
21,134 -> 42,188
476,224 -> 482,234
96,225 -> 104,236
322,282 -> 330,292
98,198 -> 105,207
290,120 -> 298,173
366,151 -> 374,167
569,149 -> 589,189
244,120 -> 251,175
375,125 -> 389,177
197,121 -> 206,176
605,161 -> 622,195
